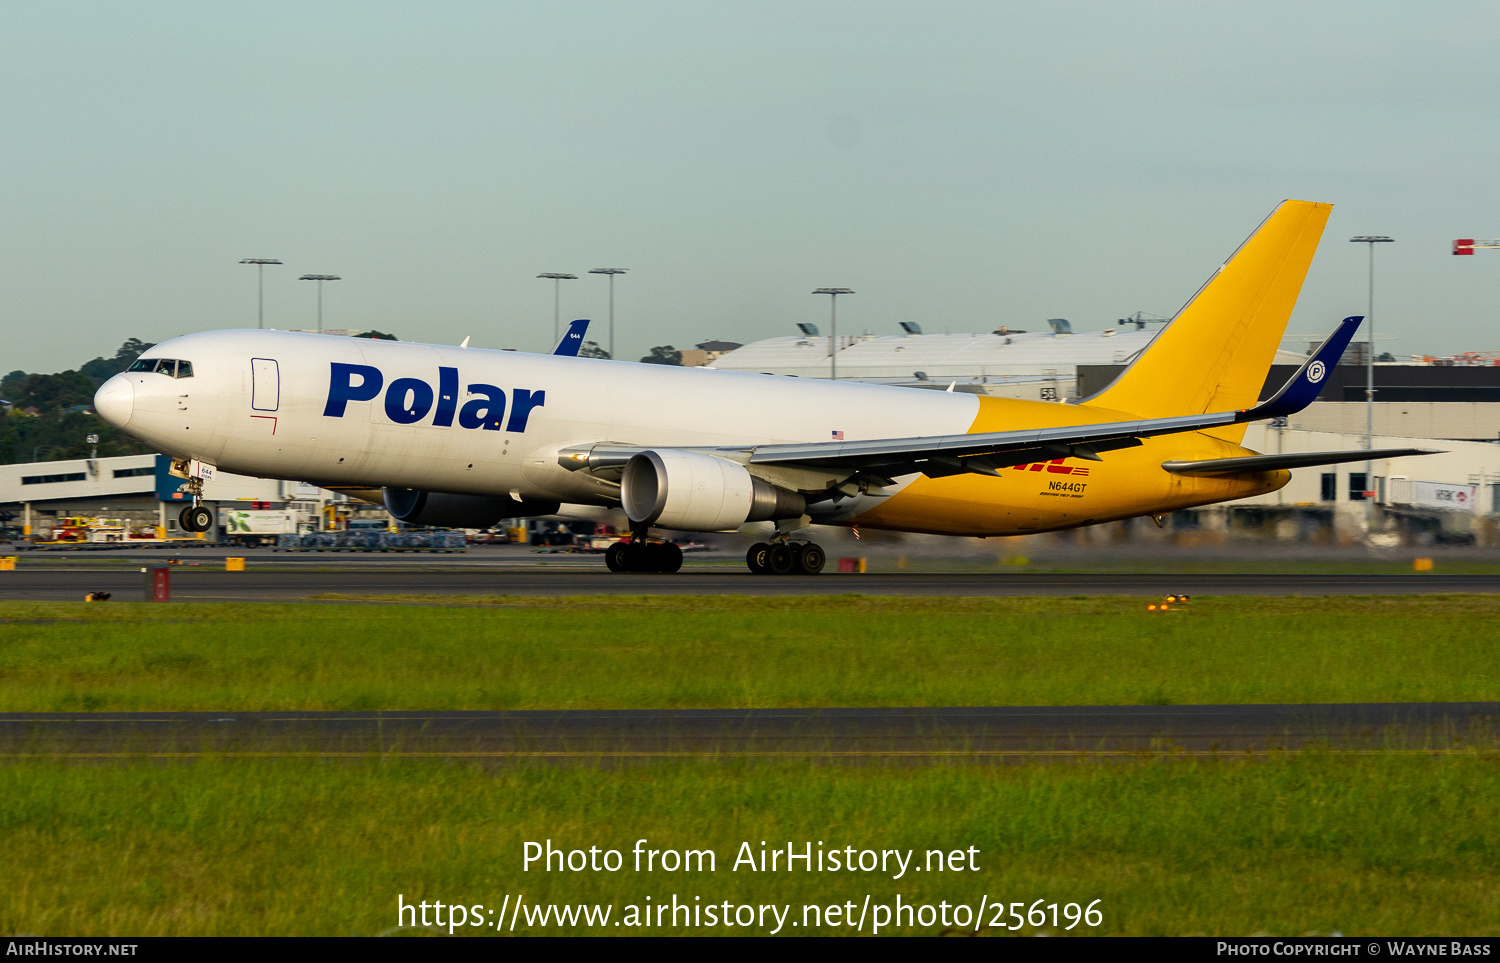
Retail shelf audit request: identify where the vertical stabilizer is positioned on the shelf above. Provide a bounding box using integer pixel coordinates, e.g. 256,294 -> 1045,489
1084,200 -> 1332,442
553,319 -> 591,357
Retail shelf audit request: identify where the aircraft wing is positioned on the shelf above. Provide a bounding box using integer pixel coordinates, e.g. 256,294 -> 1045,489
740,314 -> 1369,477
562,315 -> 1436,484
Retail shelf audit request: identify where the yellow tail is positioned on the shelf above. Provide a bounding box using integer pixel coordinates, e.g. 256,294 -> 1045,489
1084,199 -> 1332,442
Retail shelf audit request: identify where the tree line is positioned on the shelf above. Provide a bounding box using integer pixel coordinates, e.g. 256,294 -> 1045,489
2,332 -> 402,465
1,339 -> 160,465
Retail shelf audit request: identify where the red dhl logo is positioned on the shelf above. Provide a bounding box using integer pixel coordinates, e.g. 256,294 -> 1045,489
1015,458 -> 1090,476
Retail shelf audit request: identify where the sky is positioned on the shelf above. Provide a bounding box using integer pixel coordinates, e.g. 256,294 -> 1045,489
3,0 -> 1498,372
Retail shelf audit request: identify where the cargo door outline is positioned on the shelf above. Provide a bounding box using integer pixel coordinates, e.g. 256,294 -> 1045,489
251,358 -> 280,411
250,358 -> 280,434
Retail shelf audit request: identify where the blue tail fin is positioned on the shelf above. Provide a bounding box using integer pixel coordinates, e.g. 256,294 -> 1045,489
553,319 -> 590,357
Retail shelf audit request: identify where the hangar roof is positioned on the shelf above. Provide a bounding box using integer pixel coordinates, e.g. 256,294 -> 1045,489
708,327 -> 1309,382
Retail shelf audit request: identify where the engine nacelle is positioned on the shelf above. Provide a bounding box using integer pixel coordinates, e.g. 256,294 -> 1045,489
382,488 -> 561,528
621,450 -> 806,532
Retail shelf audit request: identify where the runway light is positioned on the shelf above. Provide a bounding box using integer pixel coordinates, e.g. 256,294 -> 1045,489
1147,604 -> 1158,611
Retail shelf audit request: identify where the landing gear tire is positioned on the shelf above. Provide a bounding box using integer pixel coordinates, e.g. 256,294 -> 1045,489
746,540 -> 826,575
610,539 -> 683,573
623,541 -> 652,573
765,543 -> 795,575
179,505 -> 212,533
189,506 -> 213,533
795,542 -> 825,575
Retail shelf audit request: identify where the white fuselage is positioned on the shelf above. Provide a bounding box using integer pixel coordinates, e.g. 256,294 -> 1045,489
97,329 -> 979,510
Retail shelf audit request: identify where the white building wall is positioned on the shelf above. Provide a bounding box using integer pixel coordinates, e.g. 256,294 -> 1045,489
1233,423 -> 1500,513
0,454 -> 321,509
1288,402 -> 1500,442
0,454 -> 159,506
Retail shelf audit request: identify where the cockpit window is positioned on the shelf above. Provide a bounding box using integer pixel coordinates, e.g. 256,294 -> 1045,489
129,358 -> 194,378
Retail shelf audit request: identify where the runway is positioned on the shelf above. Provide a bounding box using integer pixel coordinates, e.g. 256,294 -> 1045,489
2,566 -> 1498,601
3,703 -> 1495,760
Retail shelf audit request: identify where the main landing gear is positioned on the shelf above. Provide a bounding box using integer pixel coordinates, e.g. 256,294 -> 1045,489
746,540 -> 825,575
606,538 -> 684,574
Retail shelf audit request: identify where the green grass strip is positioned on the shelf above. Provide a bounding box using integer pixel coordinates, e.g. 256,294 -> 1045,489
1,595 -> 1497,711
2,754 -> 1497,936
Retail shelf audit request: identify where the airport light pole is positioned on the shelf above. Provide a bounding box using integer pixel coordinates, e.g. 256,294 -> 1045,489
1350,235 -> 1393,516
813,288 -> 854,380
298,274 -> 342,334
589,268 -> 627,360
537,273 -> 578,347
239,259 -> 282,329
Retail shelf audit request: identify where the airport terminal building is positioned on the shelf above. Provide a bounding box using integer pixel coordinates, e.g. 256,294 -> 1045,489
0,453 -> 351,541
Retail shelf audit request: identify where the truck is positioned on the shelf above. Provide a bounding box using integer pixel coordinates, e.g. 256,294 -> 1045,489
219,508 -> 307,547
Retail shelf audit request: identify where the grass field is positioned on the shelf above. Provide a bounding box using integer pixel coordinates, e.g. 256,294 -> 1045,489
3,754 -> 1497,936
5,596 -> 1497,937
1,595 -> 1498,711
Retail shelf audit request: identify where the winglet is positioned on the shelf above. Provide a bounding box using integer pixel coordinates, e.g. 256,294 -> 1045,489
1241,315 -> 1362,421
553,319 -> 590,357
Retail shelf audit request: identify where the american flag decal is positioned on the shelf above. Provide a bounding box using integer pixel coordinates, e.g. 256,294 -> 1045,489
831,430 -> 844,440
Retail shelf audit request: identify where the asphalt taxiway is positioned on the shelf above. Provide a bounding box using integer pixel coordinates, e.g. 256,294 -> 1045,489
1,566 -> 1498,601
3,703 -> 1495,760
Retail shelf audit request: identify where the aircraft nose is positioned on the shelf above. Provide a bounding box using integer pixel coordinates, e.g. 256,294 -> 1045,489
94,374 -> 135,429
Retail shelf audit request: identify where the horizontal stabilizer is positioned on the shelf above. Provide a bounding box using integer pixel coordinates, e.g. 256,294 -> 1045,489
553,319 -> 590,357
1162,448 -> 1441,477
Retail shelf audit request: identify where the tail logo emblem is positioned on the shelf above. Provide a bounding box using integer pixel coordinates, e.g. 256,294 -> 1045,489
1307,360 -> 1327,383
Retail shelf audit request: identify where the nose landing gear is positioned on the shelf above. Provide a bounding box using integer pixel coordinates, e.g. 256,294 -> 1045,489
605,537 -> 683,573
746,540 -> 825,575
176,477 -> 214,534
178,505 -> 214,533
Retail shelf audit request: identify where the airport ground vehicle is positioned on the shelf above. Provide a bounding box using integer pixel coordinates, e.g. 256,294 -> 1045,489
94,201 -> 1434,574
28,516 -> 203,547
219,508 -> 310,547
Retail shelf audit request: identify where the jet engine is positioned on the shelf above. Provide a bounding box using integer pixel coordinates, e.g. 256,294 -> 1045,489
620,450 -> 806,531
382,488 -> 561,528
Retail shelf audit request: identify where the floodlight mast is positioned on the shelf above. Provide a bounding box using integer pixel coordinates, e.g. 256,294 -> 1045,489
1350,235 -> 1393,518
537,273 -> 578,347
812,288 -> 854,380
239,259 -> 282,329
298,274 -> 342,334
588,269 -> 627,360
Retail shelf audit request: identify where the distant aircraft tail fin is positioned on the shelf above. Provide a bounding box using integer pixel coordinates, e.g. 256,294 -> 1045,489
553,319 -> 590,357
1082,199 -> 1332,443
